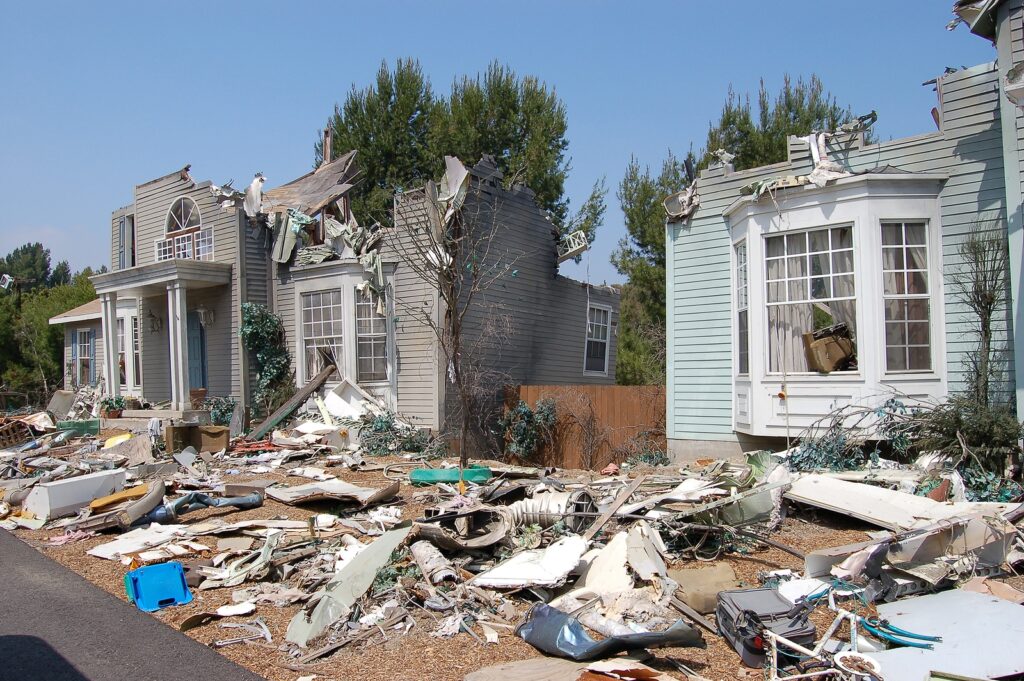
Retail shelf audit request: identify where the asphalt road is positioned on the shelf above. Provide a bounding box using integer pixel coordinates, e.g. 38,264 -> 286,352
0,529 -> 264,681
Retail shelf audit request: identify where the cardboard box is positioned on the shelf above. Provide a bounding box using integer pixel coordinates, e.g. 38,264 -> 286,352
163,424 -> 230,454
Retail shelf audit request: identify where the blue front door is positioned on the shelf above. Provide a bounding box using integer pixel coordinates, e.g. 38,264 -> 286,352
186,311 -> 207,389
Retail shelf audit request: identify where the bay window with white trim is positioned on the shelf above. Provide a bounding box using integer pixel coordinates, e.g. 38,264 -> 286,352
722,171 -> 948,437
882,221 -> 931,372
735,240 -> 749,375
355,288 -> 388,383
765,225 -> 857,373
301,290 -> 344,379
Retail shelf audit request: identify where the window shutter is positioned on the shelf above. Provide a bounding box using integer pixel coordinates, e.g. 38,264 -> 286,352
88,329 -> 96,385
70,332 -> 78,384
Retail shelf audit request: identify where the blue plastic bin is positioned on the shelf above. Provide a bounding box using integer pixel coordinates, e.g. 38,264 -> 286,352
124,562 -> 193,612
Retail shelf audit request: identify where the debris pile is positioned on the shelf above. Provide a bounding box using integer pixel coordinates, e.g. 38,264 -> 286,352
5,385 -> 1024,681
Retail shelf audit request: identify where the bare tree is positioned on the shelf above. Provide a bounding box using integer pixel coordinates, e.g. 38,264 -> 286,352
951,225 -> 1010,406
388,158 -> 526,466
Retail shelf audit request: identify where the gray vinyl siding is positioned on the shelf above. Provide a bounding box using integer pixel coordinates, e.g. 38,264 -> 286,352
667,60 -> 1016,441
241,212 -> 270,399
390,168 -> 620,433
140,294 -> 170,403
272,264 -> 296,380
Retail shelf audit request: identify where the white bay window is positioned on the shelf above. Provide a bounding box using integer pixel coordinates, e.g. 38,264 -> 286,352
765,226 -> 857,373
724,171 -> 947,436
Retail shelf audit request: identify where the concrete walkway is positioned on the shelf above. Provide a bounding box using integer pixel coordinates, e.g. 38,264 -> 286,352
0,530 -> 264,681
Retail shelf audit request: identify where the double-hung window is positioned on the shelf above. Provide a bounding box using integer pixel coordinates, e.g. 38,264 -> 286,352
585,306 -> 610,373
301,290 -> 344,380
882,222 -> 931,371
76,330 -> 92,386
735,241 -> 749,375
355,288 -> 388,382
765,226 -> 856,372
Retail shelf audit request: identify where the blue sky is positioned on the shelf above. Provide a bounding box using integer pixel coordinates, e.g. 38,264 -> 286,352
0,1 -> 996,285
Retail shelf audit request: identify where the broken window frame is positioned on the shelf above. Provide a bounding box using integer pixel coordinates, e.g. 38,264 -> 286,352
764,225 -> 858,375
301,289 -> 344,382
354,287 -> 388,383
584,304 -> 611,375
735,239 -> 749,375
881,220 -> 932,373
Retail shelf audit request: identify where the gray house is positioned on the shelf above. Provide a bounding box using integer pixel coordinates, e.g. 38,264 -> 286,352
51,154 -> 619,432
665,0 -> 1024,458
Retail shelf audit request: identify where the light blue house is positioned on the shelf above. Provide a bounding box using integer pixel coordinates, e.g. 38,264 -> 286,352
665,0 -> 1024,458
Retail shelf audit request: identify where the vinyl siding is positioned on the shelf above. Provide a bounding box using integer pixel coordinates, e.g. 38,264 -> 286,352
667,60 -> 1017,441
140,294 -> 170,402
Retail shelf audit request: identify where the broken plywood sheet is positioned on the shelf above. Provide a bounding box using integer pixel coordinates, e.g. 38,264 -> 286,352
869,590 -> 1024,680
265,479 -> 399,508
785,474 -> 1014,530
471,535 -> 588,589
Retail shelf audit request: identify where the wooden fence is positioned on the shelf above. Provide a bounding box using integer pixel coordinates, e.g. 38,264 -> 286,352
506,384 -> 666,470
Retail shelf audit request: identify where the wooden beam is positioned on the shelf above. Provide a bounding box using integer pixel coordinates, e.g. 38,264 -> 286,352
583,474 -> 647,541
249,363 -> 336,440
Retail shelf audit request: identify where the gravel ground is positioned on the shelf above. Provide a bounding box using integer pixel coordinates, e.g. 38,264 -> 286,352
12,456 -> 881,681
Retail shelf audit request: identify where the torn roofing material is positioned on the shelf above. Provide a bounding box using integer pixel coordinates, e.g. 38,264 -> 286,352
262,150 -> 358,216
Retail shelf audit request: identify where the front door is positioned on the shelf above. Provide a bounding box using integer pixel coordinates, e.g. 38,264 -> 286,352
186,311 -> 207,389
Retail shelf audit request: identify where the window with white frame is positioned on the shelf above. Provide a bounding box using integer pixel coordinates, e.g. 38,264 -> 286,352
765,226 -> 856,373
166,197 -> 201,233
882,221 -> 931,371
585,306 -> 610,373
117,318 -> 127,386
735,240 -> 749,375
76,330 -> 91,386
355,288 -> 388,382
301,290 -> 343,380
131,316 -> 141,387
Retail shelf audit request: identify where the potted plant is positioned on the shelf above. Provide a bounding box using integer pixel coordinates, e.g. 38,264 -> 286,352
99,395 -> 127,419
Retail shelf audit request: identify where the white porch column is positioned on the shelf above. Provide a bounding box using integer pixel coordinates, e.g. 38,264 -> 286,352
99,292 -> 119,397
166,282 -> 191,411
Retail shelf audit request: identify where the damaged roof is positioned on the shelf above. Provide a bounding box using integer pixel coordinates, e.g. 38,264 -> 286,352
263,150 -> 359,216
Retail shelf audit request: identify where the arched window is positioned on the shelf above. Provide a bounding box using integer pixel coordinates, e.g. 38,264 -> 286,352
166,197 -> 202,233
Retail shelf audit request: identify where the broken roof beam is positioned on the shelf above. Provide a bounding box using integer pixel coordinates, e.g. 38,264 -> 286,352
249,362 -> 336,441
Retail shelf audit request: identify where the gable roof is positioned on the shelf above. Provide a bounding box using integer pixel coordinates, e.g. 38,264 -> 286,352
48,299 -> 101,325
